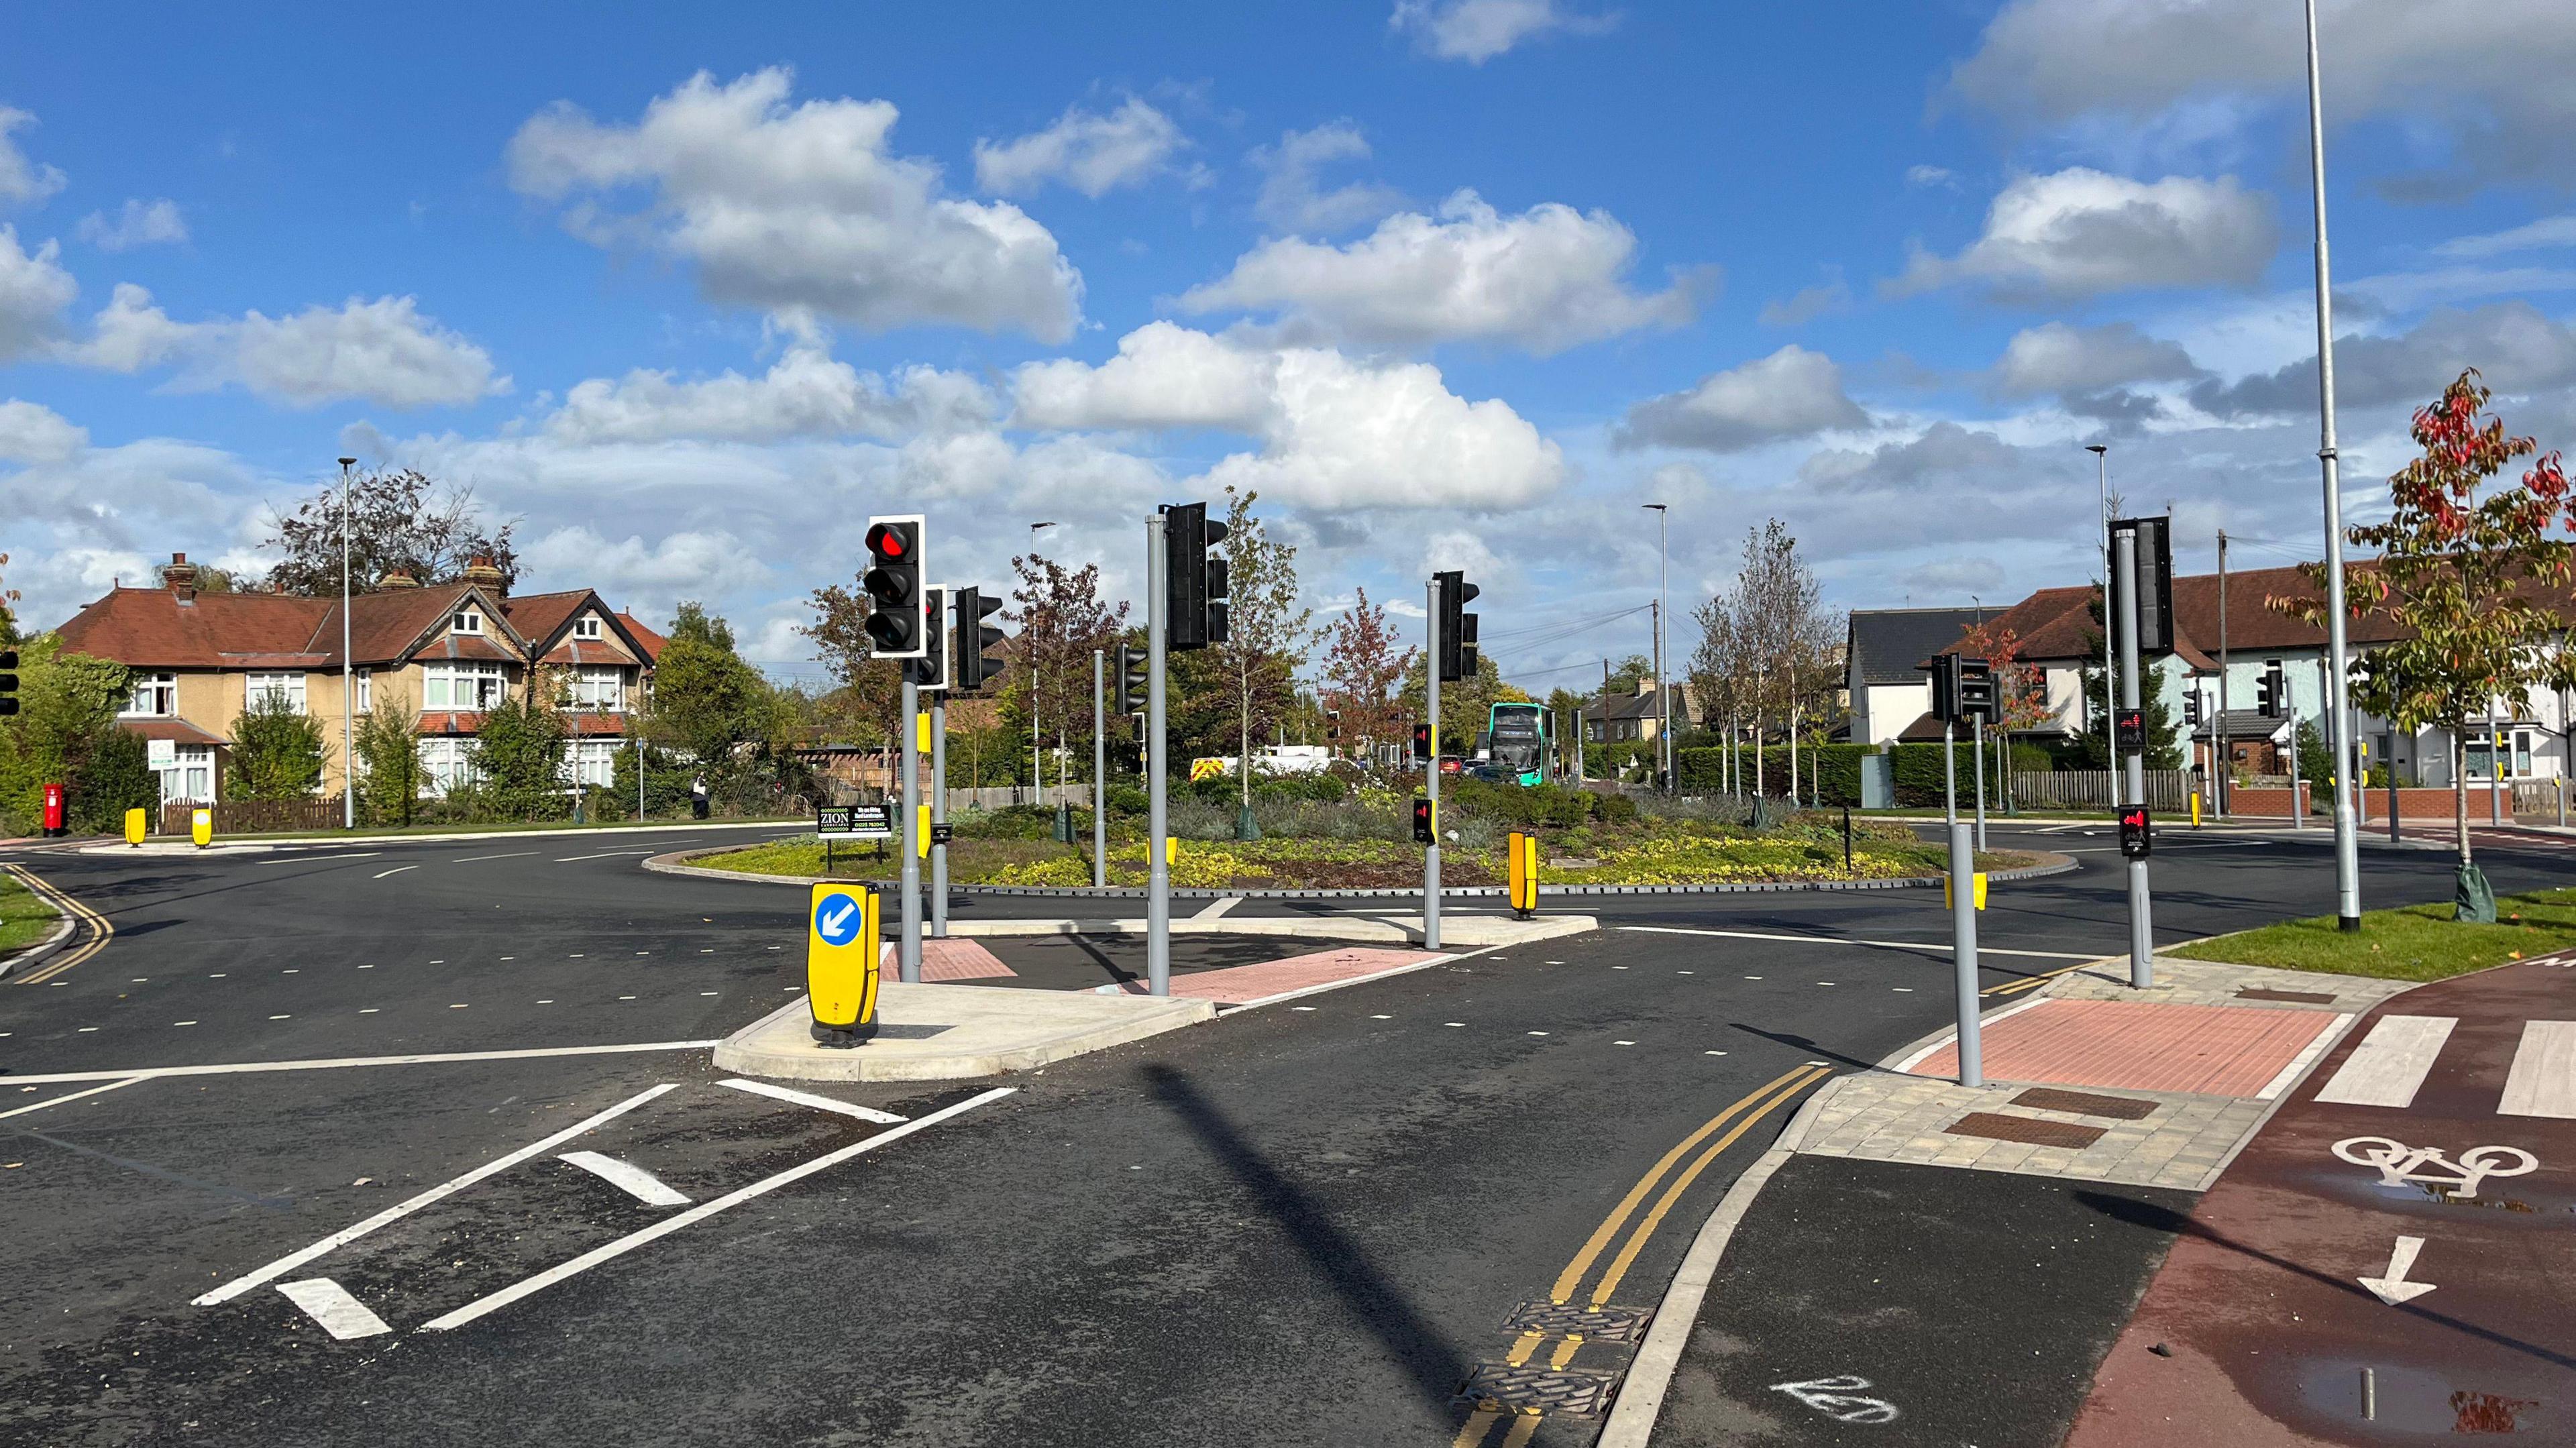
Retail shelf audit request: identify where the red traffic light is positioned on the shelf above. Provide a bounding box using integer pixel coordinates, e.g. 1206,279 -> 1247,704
1412,722 -> 1432,760
865,522 -> 910,559
1411,797 -> 1434,844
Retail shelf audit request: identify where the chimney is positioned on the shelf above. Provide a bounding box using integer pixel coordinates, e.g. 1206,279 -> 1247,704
378,569 -> 421,590
162,551 -> 199,603
462,555 -> 506,596
1635,677 -> 1654,698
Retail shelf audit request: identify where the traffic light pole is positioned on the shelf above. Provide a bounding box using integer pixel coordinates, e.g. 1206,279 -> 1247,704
1093,649 -> 1107,890
1972,716 -> 1988,851
899,665 -> 922,983
1424,575 -> 1442,952
2114,527 -> 2155,990
1945,719 -> 1981,1089
1146,512 -> 1172,997
931,701 -> 949,939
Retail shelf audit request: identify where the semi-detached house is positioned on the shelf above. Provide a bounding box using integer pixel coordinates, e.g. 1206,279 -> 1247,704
52,553 -> 666,808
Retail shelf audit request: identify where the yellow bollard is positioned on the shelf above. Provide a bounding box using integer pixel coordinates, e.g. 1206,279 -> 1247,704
2190,791 -> 2202,828
806,882 -> 880,1044
125,807 -> 147,846
191,807 -> 212,848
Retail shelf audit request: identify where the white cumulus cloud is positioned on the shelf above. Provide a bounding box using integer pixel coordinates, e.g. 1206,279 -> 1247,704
0,107 -> 66,208
1615,345 -> 1870,452
506,68 -> 1081,341
1011,321 -> 1276,433
0,398 -> 86,462
64,286 -> 508,408
75,198 -> 187,252
1887,168 -> 2277,302
547,345 -> 995,444
1389,0 -> 1613,63
1249,122 -> 1405,235
973,97 -> 1190,199
1990,321 -> 2204,397
0,224 -> 76,359
1183,190 -> 1708,353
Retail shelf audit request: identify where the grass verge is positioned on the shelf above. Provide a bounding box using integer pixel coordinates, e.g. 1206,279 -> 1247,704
2169,887 -> 2576,982
0,870 -> 64,956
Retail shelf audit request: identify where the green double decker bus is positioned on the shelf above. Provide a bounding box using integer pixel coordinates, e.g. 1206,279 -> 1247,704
1485,702 -> 1552,786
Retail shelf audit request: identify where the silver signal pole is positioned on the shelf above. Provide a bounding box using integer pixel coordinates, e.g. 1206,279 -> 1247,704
931,700 -> 949,938
2091,445 -> 2114,755
1945,718 -> 1981,1089
898,665 -> 922,983
2304,0 -> 2363,932
1146,513 -> 1171,996
1425,575 -> 1442,951
1093,649 -> 1107,889
1972,714 -> 1988,850
2115,526 -> 2155,989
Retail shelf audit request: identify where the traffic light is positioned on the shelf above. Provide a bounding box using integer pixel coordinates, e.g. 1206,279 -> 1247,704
914,586 -> 949,691
953,586 -> 1007,690
1925,653 -> 1959,722
1955,657 -> 1997,724
2108,516 -> 2176,653
1162,501 -> 1230,651
1435,570 -> 1481,682
863,514 -> 925,658
2118,804 -> 2152,858
2183,691 -> 2202,726
1413,722 -> 1432,761
1325,708 -> 1341,742
2258,663 -> 2284,717
1412,796 -> 1434,844
1114,643 -> 1148,714
0,649 -> 15,717
2115,708 -> 2145,753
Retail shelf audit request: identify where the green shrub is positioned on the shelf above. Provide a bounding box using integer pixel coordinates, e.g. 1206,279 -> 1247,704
228,691 -> 326,801
1594,791 -> 1639,825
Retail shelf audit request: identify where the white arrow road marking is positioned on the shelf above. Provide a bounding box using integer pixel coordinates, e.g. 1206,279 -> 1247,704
275,1278 -> 392,1340
2358,1235 -> 2437,1306
559,1151 -> 692,1207
419,1088 -> 1014,1333
820,901 -> 856,936
717,1077 -> 907,1124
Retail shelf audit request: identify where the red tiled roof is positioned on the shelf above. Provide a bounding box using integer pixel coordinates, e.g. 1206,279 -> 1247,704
1942,561 -> 2461,669
419,710 -> 486,735
540,636 -> 640,667
116,717 -> 228,746
618,611 -> 667,662
565,713 -> 634,736
50,579 -> 663,671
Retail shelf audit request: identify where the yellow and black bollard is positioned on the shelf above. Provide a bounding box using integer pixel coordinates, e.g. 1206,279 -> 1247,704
1507,830 -> 1540,920
806,881 -> 882,1047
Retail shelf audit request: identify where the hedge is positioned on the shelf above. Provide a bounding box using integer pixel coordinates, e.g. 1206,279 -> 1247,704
1677,744 -> 1872,805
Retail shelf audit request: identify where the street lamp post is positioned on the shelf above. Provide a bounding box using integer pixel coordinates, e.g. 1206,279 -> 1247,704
2088,445 -> 2114,763
1643,503 -> 1670,793
338,457 -> 357,830
2304,0 -> 2365,932
1028,521 -> 1056,803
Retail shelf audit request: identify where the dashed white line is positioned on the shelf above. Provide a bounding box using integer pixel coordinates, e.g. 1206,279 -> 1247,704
717,1078 -> 908,1124
76,1026 -> 97,1033
275,1278 -> 391,1340
559,1151 -> 692,1207
452,851 -> 537,863
268,1014 -> 291,1021
0,1078 -> 144,1121
372,866 -> 419,880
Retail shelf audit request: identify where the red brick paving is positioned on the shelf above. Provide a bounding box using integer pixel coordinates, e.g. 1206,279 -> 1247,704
877,938 -> 1017,982
1911,999 -> 2339,1097
1106,946 -> 1445,1006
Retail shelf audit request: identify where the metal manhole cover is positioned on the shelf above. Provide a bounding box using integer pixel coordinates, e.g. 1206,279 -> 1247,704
1455,1363 -> 1621,1416
1499,1300 -> 1652,1343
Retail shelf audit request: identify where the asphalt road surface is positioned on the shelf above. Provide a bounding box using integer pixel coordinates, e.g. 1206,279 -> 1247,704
4,821 -> 2572,1447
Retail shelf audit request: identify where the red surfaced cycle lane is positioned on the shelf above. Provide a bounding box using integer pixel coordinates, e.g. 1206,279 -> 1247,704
2067,954 -> 2576,1445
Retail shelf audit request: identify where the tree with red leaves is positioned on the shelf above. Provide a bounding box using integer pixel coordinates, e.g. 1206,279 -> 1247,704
1953,619 -> 2053,733
2272,370 -> 2576,916
1318,586 -> 1416,765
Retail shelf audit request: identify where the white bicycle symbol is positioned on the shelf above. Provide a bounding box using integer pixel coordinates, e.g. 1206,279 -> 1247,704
2331,1135 -> 2538,1200
1771,1375 -> 1900,1425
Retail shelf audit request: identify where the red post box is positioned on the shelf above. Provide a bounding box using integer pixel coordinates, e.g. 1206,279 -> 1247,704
42,781 -> 66,834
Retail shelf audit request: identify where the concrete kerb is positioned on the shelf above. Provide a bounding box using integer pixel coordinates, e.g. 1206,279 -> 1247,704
72,817 -> 807,856
713,983 -> 1216,1082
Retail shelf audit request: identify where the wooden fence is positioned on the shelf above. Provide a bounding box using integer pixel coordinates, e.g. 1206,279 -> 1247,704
2010,769 -> 2200,813
160,798 -> 345,836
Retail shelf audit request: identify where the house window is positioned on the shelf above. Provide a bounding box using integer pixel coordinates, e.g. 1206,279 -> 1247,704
245,672 -> 306,710
125,672 -> 176,716
574,616 -> 603,641
154,744 -> 215,805
424,661 -> 508,710
417,738 -> 480,797
453,608 -> 483,634
356,667 -> 371,713
570,665 -> 624,712
565,739 -> 621,788
2467,728 -> 2537,780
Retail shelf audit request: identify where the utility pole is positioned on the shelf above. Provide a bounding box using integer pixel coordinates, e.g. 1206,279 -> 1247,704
2217,530 -> 2231,820
1424,574 -> 1442,951
1145,512 -> 1171,996
930,700 -> 948,938
338,457 -> 358,830
2114,526 -> 2155,989
1093,649 -> 1106,889
2304,0 -> 2363,931
1645,502 -> 1670,793
898,663 -> 921,983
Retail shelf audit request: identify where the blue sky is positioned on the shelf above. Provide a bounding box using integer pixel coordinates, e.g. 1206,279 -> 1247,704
6,0 -> 2575,693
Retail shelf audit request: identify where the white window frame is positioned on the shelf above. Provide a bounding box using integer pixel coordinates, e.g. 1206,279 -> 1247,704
573,615 -> 603,641
124,671 -> 177,717
245,671 -> 306,710
564,738 -> 621,788
356,667 -> 371,713
424,661 -> 508,711
417,737 -> 482,797
452,608 -> 483,635
2467,728 -> 2538,780
570,664 -> 625,712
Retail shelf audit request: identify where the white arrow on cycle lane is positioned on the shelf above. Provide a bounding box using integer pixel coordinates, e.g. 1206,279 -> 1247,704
2357,1235 -> 2437,1306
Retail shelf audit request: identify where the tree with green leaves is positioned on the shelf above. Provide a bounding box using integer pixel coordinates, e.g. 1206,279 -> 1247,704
1004,551 -> 1129,787
227,691 -> 327,800
2271,370 -> 2575,919
1209,487 -> 1311,806
1399,651 -> 1511,757
0,638 -> 140,834
468,681 -> 570,820
646,603 -> 777,765
355,687 -> 427,827
262,468 -> 520,596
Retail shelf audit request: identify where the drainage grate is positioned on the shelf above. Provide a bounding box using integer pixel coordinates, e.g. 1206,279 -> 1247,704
1946,1111 -> 2106,1149
1455,1363 -> 1621,1416
2237,987 -> 2339,1005
2010,1087 -> 2158,1121
1499,1300 -> 1652,1343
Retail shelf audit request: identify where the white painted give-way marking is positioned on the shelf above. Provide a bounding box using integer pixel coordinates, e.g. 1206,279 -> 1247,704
560,1151 -> 692,1207
1619,925 -> 2101,961
2357,1235 -> 2436,1306
2498,1019 -> 2576,1119
717,1077 -> 907,1124
275,1278 -> 392,1339
2314,1015 -> 2456,1109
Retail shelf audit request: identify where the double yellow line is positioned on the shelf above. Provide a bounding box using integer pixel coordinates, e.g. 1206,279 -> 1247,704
7,864 -> 113,985
1981,960 -> 2090,999
1452,1060 -> 1833,1447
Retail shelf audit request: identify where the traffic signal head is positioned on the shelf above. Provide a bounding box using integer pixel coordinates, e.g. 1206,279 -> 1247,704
953,586 -> 1008,691
913,586 -> 949,691
1435,570 -> 1481,681
1411,796 -> 1434,844
1954,657 -> 1997,724
1925,653 -> 1959,722
2118,805 -> 2152,858
862,515 -> 925,658
1114,642 -> 1149,714
2184,691 -> 2202,726
1413,722 -> 1432,761
0,648 -> 15,717
1162,502 -> 1229,651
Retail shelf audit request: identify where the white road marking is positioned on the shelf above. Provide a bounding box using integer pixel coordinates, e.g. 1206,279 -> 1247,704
76,1026 -> 97,1033
256,852 -> 381,865
2257,1013 -> 2356,1101
1194,896 -> 1244,921
419,1088 -> 1014,1332
174,1020 -> 196,1025
0,1077 -> 144,1121
13,1040 -> 725,1088
1620,924 -> 2100,961
452,851 -> 539,863
559,1150 -> 692,1207
2356,1235 -> 2437,1306
2498,1019 -> 2576,1119
2316,1015 -> 2457,1108
1891,997 -> 2054,1073
195,1084 -> 679,1304
372,865 -> 419,880
718,1078 -> 908,1123
554,848 -> 666,862
274,1278 -> 392,1339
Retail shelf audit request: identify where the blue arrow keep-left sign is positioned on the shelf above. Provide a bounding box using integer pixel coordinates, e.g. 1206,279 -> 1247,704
813,891 -> 863,946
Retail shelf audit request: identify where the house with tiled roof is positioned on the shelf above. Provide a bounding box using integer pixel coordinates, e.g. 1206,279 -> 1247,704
1845,607 -> 1983,746
52,553 -> 663,806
